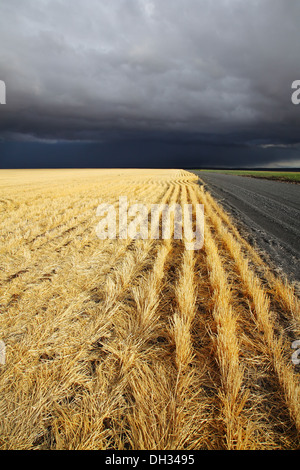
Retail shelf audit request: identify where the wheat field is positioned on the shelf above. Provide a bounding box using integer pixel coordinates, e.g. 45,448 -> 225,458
0,168 -> 299,450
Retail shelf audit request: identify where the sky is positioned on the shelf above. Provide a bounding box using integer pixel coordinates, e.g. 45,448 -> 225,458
0,0 -> 300,169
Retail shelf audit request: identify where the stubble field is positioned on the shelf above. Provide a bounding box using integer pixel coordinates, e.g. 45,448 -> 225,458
0,168 -> 299,450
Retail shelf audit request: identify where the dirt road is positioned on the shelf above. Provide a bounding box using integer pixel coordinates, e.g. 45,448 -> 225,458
192,171 -> 300,283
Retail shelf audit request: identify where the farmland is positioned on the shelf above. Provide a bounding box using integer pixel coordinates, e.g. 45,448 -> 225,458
193,170 -> 300,283
0,169 -> 299,450
195,169 -> 300,183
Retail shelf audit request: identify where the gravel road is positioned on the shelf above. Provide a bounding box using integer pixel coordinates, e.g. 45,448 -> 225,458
192,171 -> 300,283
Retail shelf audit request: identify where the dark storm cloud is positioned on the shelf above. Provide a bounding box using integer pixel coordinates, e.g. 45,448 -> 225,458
0,0 -> 300,167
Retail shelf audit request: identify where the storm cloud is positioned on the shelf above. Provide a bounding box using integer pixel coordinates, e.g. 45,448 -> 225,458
0,0 -> 299,167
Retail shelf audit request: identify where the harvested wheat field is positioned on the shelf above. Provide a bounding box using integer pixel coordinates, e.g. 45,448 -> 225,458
0,168 -> 299,450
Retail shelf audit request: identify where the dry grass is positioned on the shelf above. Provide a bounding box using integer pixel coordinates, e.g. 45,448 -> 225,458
0,168 -> 299,450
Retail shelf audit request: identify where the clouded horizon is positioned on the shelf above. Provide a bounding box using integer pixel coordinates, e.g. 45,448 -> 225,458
0,0 -> 300,168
